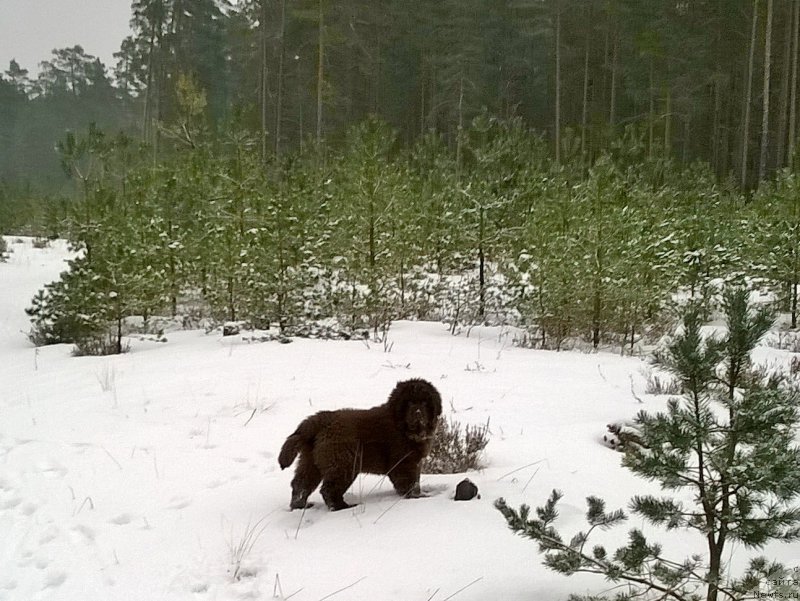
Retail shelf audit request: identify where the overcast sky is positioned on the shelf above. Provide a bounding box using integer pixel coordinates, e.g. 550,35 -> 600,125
0,0 -> 132,76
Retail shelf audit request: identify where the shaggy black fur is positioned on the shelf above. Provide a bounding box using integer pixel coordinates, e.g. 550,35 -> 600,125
278,378 -> 442,511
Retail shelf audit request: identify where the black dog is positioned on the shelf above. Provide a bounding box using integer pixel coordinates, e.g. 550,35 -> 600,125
278,379 -> 442,511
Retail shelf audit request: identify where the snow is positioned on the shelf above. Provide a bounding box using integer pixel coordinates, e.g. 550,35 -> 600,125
1,236 -> 798,601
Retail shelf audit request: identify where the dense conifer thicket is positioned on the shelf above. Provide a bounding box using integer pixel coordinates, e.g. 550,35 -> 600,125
19,113 -> 800,353
4,1 -> 800,350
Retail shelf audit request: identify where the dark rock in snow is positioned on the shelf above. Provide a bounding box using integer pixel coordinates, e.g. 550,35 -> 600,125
222,322 -> 243,336
454,478 -> 479,501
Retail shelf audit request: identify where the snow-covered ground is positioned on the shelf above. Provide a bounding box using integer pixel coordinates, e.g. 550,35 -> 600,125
1,237 -> 797,601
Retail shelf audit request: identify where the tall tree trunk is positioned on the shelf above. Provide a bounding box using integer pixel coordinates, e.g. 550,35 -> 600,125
297,56 -> 304,148
648,58 -> 655,159
478,206 -> 485,319
260,0 -> 269,164
554,3 -> 562,165
373,39 -> 381,115
776,1 -> 792,167
712,76 -> 722,175
581,19 -> 590,160
610,24 -> 618,129
683,112 -> 692,164
316,0 -> 324,146
790,0 -> 799,163
759,0 -> 774,181
456,73 -> 464,176
792,258 -> 798,329
664,88 -> 672,157
142,15 -> 158,144
275,0 -> 287,157
741,0 -> 759,189
712,2 -> 724,177
420,55 -> 426,135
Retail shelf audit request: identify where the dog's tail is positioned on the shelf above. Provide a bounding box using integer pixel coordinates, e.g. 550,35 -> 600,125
278,412 -> 329,469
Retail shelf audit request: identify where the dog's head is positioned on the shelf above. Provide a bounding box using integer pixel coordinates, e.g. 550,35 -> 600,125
387,378 -> 443,441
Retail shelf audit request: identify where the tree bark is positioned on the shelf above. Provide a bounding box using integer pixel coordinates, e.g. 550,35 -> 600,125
648,58 -> 655,160
741,0 -> 759,189
261,0 -> 269,164
554,3 -> 562,165
456,73 -> 464,175
759,0 -> 774,181
275,0 -> 287,157
316,0 -> 324,146
776,1 -> 792,167
478,207 -> 485,319
609,25 -> 618,129
790,0 -> 799,164
581,17 -> 590,160
664,88 -> 672,157
420,55 -> 426,135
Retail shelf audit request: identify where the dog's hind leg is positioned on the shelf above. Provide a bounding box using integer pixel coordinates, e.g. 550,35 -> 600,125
320,471 -> 357,511
289,450 -> 322,510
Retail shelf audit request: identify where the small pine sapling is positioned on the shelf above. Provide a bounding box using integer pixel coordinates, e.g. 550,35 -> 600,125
496,289 -> 800,601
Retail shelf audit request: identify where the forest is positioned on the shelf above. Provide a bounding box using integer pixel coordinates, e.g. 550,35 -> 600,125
3,0 -> 800,352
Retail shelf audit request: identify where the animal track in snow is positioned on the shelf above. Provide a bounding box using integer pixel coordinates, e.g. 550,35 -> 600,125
0,497 -> 22,511
43,571 -> 67,589
35,459 -> 67,478
38,526 -> 60,545
166,496 -> 192,510
109,513 -> 134,526
20,502 -> 37,516
72,524 -> 96,543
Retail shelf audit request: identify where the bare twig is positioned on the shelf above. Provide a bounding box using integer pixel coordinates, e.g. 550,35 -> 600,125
372,495 -> 405,525
629,374 -> 644,403
496,459 -> 546,481
74,496 -> 94,515
317,576 -> 367,601
102,446 -> 123,470
426,588 -> 441,601
294,502 -> 309,540
521,466 -> 541,493
441,577 -> 483,601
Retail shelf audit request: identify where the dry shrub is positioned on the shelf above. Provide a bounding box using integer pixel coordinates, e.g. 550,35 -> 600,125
423,415 -> 490,474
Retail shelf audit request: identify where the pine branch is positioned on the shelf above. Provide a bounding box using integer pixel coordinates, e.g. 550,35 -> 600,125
496,497 -> 694,601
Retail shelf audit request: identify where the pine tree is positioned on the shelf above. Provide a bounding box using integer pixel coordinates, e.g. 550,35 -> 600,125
496,288 -> 800,601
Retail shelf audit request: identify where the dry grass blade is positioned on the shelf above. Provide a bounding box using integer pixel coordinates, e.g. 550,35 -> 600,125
317,576 -> 367,601
228,515 -> 270,581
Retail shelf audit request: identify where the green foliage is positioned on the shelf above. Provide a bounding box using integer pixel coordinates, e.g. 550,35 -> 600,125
497,289 -> 800,601
20,115 -> 800,358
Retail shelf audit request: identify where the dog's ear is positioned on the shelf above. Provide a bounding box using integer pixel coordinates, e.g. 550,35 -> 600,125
387,380 -> 412,421
429,386 -> 442,419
